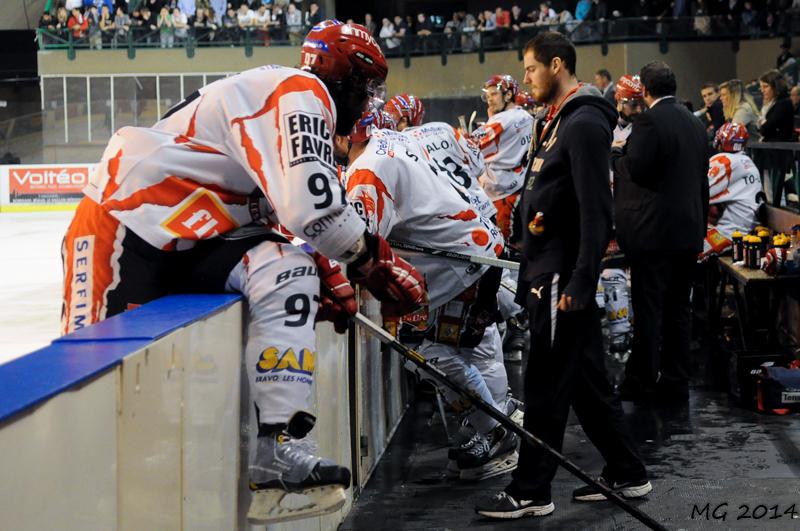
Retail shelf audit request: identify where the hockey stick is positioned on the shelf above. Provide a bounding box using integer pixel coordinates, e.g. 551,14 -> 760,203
389,240 -> 520,271
468,110 -> 477,135
353,312 -> 667,531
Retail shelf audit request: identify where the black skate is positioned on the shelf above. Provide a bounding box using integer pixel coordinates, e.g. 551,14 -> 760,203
503,313 -> 528,363
457,425 -> 518,481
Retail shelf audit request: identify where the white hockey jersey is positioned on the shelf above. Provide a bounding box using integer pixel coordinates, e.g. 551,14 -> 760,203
344,129 -> 504,310
707,151 -> 761,244
404,122 -> 496,218
613,121 -> 633,144
471,107 -> 533,201
83,65 -> 365,260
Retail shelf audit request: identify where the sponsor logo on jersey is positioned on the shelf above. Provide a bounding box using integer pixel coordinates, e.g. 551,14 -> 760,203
69,236 -> 94,332
285,111 -> 334,169
255,346 -> 315,384
162,188 -> 238,240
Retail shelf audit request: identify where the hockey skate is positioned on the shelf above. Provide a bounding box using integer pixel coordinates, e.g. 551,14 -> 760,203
506,396 -> 525,427
247,428 -> 351,525
502,313 -> 528,363
457,426 -> 519,481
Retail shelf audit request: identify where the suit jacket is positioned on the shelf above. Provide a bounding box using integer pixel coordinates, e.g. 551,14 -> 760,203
759,95 -> 795,141
612,97 -> 709,253
603,84 -> 616,105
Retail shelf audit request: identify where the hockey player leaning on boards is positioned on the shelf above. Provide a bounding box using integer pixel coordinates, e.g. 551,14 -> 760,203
60,20 -> 427,525
335,109 -> 524,481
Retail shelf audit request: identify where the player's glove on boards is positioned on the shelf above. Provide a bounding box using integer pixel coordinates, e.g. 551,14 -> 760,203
312,252 -> 356,334
348,231 -> 427,317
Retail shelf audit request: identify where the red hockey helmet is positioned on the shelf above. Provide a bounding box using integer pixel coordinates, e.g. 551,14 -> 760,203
482,74 -> 519,102
301,20 -> 388,86
514,90 -> 538,110
350,107 -> 397,144
714,122 -> 749,152
384,93 -> 425,127
615,74 -> 644,103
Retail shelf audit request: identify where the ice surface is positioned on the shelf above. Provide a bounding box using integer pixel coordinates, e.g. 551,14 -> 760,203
0,212 -> 73,365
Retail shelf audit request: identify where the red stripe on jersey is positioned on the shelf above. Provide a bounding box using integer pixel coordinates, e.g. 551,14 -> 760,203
231,75 -> 333,192
439,209 -> 478,222
478,122 -> 504,151
102,149 -> 124,202
103,175 -> 248,213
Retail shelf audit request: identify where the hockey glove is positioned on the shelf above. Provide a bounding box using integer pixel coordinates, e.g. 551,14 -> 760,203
312,252 -> 356,334
760,247 -> 787,276
348,231 -> 428,317
698,227 -> 731,263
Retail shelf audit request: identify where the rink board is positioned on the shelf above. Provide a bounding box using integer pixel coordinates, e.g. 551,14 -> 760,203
0,293 -> 405,531
0,163 -> 91,212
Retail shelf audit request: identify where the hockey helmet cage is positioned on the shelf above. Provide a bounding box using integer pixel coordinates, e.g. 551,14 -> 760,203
384,93 -> 425,127
482,74 -> 519,102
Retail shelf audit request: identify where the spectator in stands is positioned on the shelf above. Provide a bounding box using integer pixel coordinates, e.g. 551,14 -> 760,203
86,5 -> 102,48
237,3 -> 255,35
415,13 -> 433,36
364,13 -> 376,35
65,0 -> 82,10
285,3 -> 303,45
758,69 -> 795,141
740,1 -> 759,34
68,7 -> 89,40
479,10 -> 496,32
510,5 -> 523,31
55,6 -> 70,35
393,15 -> 407,39
99,5 -> 115,46
157,6 -> 174,47
720,78 -> 760,139
191,7 -> 217,42
114,7 -> 130,44
39,11 -> 55,32
380,17 -> 399,50
173,7 -> 189,42
177,0 -> 196,18
790,85 -> 800,116
697,82 -> 726,135
252,5 -> 270,43
222,6 -> 238,41
777,42 -> 794,69
537,2 -> 558,24
595,68 -> 615,103
495,7 -> 510,29
306,3 -> 322,27
575,0 -> 592,20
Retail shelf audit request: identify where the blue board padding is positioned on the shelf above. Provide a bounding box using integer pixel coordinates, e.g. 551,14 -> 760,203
56,294 -> 242,342
0,294 -> 242,423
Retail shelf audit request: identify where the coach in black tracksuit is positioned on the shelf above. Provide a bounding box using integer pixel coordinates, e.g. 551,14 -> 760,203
613,61 -> 709,405
477,32 -> 650,520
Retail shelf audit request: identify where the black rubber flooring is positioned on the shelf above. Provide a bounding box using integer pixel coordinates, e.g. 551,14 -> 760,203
341,352 -> 800,530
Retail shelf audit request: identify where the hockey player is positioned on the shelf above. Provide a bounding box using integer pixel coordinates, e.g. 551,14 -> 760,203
699,122 -> 762,261
382,92 -> 425,131
472,75 -> 533,362
60,20 -> 426,525
600,74 -> 645,354
337,112 -> 520,481
472,74 -> 533,240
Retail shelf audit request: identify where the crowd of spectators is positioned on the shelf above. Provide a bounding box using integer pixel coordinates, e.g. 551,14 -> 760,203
38,0 -> 325,47
38,1 -> 800,50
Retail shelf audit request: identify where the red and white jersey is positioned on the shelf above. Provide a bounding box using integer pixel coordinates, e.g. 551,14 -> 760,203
471,106 -> 533,201
83,65 -> 364,260
708,151 -> 761,239
344,129 -> 504,309
404,121 -> 496,218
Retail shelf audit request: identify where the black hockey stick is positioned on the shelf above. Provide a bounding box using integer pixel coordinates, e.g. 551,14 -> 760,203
353,312 -> 667,531
389,240 -> 520,270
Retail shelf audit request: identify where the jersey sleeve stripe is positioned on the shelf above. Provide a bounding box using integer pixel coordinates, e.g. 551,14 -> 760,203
102,175 -> 248,213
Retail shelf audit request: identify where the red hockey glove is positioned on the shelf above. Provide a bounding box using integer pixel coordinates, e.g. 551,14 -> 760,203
760,247 -> 787,276
312,252 -> 356,334
348,232 -> 428,317
698,227 -> 731,263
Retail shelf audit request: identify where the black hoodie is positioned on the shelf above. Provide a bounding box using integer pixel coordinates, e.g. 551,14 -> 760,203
515,85 -> 618,309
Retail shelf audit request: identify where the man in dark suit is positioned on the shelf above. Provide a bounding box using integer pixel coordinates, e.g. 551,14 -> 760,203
595,68 -> 616,104
612,61 -> 709,405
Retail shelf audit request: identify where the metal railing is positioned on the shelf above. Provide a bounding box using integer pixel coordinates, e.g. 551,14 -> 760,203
37,13 -> 800,63
747,142 -> 800,213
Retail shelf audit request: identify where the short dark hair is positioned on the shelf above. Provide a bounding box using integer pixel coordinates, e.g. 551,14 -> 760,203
524,31 -> 576,75
640,61 -> 676,98
596,69 -> 612,81
700,82 -> 719,92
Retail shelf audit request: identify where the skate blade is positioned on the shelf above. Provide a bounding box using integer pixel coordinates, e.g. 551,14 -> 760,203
247,484 -> 347,525
459,450 -> 518,481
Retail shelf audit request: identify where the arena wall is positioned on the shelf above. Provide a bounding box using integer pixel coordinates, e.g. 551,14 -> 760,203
0,293 -> 405,531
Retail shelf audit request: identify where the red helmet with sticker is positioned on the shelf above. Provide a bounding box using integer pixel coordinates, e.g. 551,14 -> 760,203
615,74 -> 644,103
300,20 -> 388,85
384,93 -> 425,127
350,107 -> 397,143
714,122 -> 749,152
514,90 -> 538,109
482,74 -> 519,102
